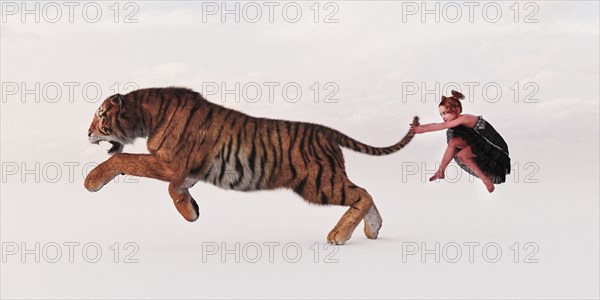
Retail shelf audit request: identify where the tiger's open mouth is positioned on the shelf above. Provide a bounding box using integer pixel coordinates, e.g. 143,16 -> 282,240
90,138 -> 124,155
106,141 -> 124,154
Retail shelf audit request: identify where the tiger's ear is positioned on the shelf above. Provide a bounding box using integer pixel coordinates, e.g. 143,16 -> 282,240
110,94 -> 123,108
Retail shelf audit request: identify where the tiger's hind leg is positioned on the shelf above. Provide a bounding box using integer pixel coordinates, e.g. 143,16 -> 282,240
326,182 -> 376,245
363,203 -> 382,239
292,174 -> 377,245
288,130 -> 380,245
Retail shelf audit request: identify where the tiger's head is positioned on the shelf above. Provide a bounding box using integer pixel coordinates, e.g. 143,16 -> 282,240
88,94 -> 141,155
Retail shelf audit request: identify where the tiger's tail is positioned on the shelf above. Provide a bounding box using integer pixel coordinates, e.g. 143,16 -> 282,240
324,116 -> 419,156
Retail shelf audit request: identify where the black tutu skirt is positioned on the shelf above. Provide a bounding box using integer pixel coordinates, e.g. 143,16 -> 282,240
446,116 -> 511,184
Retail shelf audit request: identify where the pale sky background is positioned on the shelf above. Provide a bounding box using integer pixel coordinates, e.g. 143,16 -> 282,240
1,1 -> 599,299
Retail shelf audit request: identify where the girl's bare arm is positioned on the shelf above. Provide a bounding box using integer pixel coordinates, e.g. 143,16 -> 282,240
415,117 -> 467,133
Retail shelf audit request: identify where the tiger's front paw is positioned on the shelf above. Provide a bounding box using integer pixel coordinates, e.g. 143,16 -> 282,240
84,165 -> 113,192
174,196 -> 200,222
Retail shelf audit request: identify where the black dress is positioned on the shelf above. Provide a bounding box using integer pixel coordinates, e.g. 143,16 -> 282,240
446,116 -> 511,184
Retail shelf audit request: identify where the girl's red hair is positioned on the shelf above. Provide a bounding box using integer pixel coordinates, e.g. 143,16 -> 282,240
439,90 -> 465,114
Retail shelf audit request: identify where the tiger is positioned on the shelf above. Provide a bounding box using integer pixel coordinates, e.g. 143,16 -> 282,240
85,87 -> 419,245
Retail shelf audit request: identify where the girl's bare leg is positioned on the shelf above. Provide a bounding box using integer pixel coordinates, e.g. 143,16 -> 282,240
457,147 -> 495,193
430,137 -> 467,181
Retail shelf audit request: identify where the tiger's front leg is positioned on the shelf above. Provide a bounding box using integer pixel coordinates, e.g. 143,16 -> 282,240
169,177 -> 200,222
84,153 -> 176,192
84,153 -> 200,222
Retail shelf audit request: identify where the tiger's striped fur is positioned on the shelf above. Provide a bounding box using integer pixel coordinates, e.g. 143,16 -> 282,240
85,87 -> 419,245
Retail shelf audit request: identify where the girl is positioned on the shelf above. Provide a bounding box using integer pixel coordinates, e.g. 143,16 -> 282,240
414,90 -> 511,193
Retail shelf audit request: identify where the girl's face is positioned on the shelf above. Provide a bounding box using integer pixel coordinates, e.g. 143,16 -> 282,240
438,105 -> 458,122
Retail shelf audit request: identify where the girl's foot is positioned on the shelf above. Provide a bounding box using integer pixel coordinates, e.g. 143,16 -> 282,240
483,179 -> 495,193
429,170 -> 445,181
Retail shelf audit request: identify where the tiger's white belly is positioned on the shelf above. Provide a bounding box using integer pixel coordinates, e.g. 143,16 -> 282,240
201,154 -> 264,191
